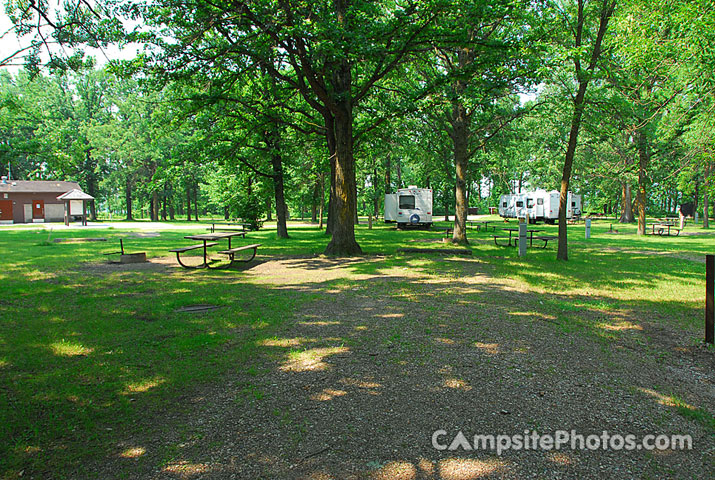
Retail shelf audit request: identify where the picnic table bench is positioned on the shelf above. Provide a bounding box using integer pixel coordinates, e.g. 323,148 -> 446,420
532,235 -> 558,248
217,244 -> 262,266
170,232 -> 257,269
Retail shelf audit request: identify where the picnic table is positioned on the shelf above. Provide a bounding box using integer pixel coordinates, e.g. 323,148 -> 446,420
651,222 -> 681,236
208,222 -> 251,233
493,228 -> 548,247
468,220 -> 498,232
171,231 -> 257,269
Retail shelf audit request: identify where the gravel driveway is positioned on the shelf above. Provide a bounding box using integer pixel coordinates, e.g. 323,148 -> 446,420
96,256 -> 715,479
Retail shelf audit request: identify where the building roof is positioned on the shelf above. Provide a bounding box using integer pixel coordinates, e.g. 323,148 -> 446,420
0,180 -> 81,193
57,189 -> 94,201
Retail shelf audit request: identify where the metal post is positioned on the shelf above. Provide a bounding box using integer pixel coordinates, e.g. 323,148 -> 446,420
518,222 -> 527,257
585,218 -> 591,239
707,255 -> 714,345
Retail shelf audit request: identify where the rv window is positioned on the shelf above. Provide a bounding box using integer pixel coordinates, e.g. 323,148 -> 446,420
502,202 -> 507,207
527,199 -> 534,208
537,198 -> 543,205
516,201 -> 524,208
572,201 -> 576,207
399,195 -> 415,209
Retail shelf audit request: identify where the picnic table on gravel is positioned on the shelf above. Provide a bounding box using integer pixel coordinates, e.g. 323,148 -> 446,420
170,232 -> 259,269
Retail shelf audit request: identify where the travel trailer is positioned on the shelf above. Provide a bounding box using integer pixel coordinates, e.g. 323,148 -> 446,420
499,190 -> 582,223
384,193 -> 398,222
384,187 -> 433,228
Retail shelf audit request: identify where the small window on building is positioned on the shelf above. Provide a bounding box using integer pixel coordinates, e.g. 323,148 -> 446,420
572,201 -> 576,207
527,199 -> 534,208
399,195 -> 415,209
502,201 -> 507,207
537,198 -> 544,205
516,201 -> 524,208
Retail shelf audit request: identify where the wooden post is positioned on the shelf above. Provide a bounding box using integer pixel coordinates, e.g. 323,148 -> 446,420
707,255 -> 714,345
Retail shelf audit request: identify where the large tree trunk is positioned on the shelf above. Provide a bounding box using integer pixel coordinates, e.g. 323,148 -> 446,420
324,59 -> 361,255
324,112 -> 337,236
636,131 -> 649,235
125,177 -> 133,221
450,49 -> 472,245
557,80 -> 589,260
151,190 -> 159,222
620,182 -> 634,222
557,0 -> 615,260
271,151 -> 289,238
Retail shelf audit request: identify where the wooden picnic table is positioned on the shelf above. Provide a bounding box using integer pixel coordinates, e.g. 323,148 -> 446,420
209,222 -> 250,233
172,231 -> 247,268
468,220 -> 497,232
651,222 -> 681,236
497,228 -> 544,246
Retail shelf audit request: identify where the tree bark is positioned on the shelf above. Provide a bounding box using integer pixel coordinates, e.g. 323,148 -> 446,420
324,111 -> 337,236
271,150 -> 289,238
324,48 -> 361,255
557,80 -> 589,260
449,48 -> 472,245
151,190 -> 159,222
620,182 -> 634,222
125,177 -> 133,221
557,0 -> 615,260
635,130 -> 649,235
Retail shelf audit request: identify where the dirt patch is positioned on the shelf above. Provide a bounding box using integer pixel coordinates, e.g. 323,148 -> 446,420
86,257 -> 714,479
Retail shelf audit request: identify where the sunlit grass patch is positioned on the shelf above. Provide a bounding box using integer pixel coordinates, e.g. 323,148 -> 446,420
49,339 -> 93,357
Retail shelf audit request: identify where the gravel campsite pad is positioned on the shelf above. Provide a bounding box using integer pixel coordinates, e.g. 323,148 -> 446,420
91,255 -> 714,480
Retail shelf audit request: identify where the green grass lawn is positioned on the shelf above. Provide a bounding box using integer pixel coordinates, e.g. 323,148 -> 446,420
0,217 -> 712,478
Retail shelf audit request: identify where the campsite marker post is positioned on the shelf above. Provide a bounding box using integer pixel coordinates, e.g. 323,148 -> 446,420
518,219 -> 527,257
707,255 -> 714,345
585,218 -> 591,239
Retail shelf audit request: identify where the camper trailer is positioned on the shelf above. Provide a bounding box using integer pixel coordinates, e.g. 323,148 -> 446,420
498,193 -> 528,219
385,187 -> 433,229
384,193 -> 398,222
499,190 -> 582,223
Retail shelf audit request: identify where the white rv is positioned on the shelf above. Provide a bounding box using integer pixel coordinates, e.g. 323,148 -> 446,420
499,190 -> 582,223
385,187 -> 433,229
498,193 -> 528,219
384,193 -> 398,222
